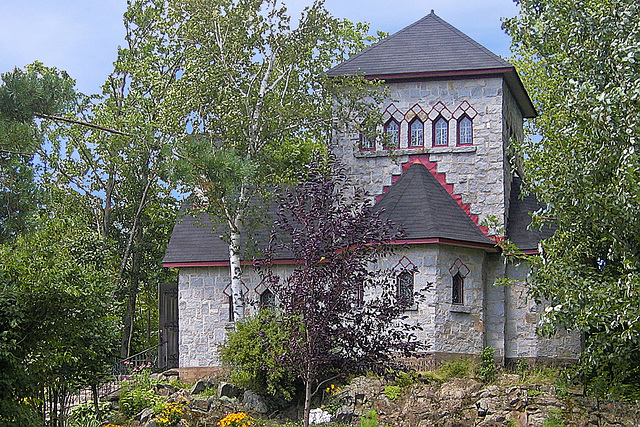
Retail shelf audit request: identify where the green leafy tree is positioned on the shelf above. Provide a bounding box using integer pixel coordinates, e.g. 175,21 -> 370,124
0,63 -> 75,242
41,0 -> 180,358
0,191 -> 119,427
504,0 -> 640,396
145,0 -> 385,322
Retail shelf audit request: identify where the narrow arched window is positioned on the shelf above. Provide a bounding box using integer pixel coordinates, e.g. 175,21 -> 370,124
458,116 -> 473,145
452,273 -> 464,305
385,119 -> 400,148
260,288 -> 276,309
409,118 -> 424,148
397,270 -> 414,305
433,117 -> 448,146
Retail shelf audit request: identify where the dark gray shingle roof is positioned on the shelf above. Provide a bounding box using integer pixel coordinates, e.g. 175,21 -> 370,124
162,200 -> 284,265
374,163 -> 494,246
327,11 -> 536,118
506,176 -> 556,251
328,11 -> 510,77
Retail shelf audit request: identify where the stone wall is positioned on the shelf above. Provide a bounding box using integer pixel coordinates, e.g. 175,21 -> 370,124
504,263 -> 581,361
178,264 -> 293,367
333,76 -> 507,228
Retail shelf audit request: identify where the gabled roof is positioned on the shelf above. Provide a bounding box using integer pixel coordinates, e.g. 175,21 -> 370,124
506,175 -> 556,252
374,163 -> 495,247
327,11 -> 536,118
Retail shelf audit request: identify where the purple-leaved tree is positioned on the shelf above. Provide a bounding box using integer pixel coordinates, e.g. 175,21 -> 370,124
259,160 -> 428,427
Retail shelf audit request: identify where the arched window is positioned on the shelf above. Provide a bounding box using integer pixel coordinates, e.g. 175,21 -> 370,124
409,118 -> 424,148
458,116 -> 473,145
433,117 -> 448,146
397,270 -> 414,305
260,288 -> 276,309
452,273 -> 464,305
385,119 -> 400,148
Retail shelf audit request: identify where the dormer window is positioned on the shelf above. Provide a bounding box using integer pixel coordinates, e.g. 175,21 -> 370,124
385,119 -> 400,148
458,116 -> 473,146
409,118 -> 424,148
433,117 -> 448,147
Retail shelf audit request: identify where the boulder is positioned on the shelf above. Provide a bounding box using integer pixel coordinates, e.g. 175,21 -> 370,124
309,408 -> 332,424
218,382 -> 242,399
243,390 -> 269,414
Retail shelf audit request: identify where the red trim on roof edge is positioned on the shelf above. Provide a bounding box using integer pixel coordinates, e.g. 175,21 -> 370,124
377,154 -> 491,237
163,238 -> 498,268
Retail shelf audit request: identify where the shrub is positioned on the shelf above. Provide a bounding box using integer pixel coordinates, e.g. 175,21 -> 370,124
119,366 -> 163,418
394,370 -> 418,388
438,357 -> 476,379
358,410 -> 381,427
383,385 -> 401,401
477,347 -> 496,383
219,309 -> 300,401
542,408 -> 565,427
155,401 -> 187,427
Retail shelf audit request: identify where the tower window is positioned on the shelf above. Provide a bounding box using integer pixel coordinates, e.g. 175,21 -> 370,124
458,116 -> 473,145
452,273 -> 464,305
385,119 -> 400,148
433,117 -> 448,146
409,118 -> 424,148
360,133 -> 375,150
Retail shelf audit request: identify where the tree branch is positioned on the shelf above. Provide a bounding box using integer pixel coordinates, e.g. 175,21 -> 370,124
35,113 -> 132,136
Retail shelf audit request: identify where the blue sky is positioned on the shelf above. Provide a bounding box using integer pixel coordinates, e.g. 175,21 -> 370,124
0,1 -> 519,96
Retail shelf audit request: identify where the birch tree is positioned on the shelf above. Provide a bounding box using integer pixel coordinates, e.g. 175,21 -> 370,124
161,0 -> 384,320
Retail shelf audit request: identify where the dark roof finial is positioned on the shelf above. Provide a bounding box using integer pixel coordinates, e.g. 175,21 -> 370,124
430,9 -> 434,14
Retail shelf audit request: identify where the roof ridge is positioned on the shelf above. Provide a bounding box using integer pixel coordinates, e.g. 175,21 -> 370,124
330,14 -> 435,74
427,13 -> 511,68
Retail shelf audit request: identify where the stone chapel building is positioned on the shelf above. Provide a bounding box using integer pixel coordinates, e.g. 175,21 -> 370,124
162,11 -> 581,369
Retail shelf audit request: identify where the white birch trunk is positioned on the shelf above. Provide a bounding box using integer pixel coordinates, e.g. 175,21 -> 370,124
228,223 -> 245,321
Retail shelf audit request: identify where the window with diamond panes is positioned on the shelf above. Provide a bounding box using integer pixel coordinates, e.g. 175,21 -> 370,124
458,116 -> 473,145
409,118 -> 424,147
433,117 -> 448,146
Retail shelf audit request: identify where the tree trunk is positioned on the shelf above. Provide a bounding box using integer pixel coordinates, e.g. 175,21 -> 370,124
120,229 -> 143,358
228,225 -> 245,321
303,378 -> 312,427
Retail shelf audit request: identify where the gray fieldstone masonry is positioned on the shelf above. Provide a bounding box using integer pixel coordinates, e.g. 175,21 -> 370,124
174,74 -> 581,368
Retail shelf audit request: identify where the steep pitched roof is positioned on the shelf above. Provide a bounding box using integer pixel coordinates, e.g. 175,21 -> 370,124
327,11 -> 536,118
329,11 -> 510,77
506,175 -> 556,251
374,163 -> 494,247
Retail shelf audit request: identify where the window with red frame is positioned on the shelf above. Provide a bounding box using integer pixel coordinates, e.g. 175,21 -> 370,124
433,117 -> 448,147
409,118 -> 424,148
458,116 -> 473,145
385,119 -> 400,148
